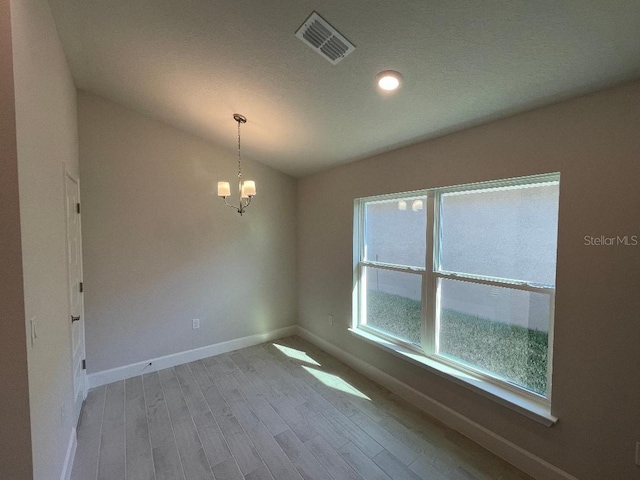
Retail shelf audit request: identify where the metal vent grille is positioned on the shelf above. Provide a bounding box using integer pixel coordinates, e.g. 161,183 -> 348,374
295,12 -> 355,65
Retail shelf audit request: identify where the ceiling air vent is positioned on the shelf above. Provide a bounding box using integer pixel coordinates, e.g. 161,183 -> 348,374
295,11 -> 355,65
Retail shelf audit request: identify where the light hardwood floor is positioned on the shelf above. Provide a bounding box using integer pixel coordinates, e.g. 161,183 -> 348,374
71,336 -> 533,480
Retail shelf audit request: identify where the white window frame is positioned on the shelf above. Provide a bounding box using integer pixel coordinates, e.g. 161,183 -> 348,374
352,173 -> 560,424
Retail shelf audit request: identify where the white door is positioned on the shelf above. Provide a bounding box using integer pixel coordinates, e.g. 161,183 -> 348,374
65,173 -> 86,425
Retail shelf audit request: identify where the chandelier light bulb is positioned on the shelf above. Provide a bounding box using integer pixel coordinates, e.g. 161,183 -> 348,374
217,181 -> 231,197
243,180 -> 256,196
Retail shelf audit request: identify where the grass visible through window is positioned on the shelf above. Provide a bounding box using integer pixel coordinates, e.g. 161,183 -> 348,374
366,291 -> 548,395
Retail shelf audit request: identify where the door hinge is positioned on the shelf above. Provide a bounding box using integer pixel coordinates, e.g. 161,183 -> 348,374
76,203 -> 81,214
82,359 -> 86,370
79,282 -> 84,293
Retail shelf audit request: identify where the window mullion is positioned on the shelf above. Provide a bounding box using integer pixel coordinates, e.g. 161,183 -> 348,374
423,193 -> 438,355
545,291 -> 556,400
433,271 -> 555,294
359,261 -> 424,274
353,199 -> 364,330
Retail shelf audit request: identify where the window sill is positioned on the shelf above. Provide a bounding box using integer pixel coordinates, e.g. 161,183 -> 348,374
349,327 -> 557,427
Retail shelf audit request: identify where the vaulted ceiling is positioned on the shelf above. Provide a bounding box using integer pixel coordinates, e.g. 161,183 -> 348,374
48,0 -> 640,177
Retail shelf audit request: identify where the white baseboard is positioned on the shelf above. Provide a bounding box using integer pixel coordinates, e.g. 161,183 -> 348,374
88,325 -> 297,388
60,427 -> 77,480
296,326 -> 577,480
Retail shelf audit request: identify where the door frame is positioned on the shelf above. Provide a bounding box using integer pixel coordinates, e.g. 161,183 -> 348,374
64,169 -> 87,420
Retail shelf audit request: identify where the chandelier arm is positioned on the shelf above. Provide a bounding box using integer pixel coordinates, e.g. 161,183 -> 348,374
222,197 -> 239,210
241,196 -> 252,210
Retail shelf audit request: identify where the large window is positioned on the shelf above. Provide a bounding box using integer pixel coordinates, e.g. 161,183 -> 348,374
354,174 -> 560,403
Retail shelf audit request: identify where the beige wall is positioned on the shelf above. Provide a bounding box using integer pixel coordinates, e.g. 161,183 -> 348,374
10,0 -> 80,478
0,2 -> 33,478
78,92 -> 297,373
297,81 -> 640,479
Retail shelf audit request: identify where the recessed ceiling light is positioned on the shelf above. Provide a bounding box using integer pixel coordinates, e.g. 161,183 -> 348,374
376,70 -> 403,92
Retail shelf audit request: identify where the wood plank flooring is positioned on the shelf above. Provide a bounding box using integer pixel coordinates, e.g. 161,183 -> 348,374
71,336 -> 533,480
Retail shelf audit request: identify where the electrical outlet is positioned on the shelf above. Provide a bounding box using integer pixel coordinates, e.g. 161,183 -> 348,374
192,318 -> 200,330
635,441 -> 640,467
328,314 -> 333,326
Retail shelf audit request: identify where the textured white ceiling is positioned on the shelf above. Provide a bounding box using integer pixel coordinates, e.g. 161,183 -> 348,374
48,0 -> 640,177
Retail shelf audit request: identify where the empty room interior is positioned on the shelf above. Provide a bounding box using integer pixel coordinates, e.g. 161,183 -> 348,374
2,1 -> 640,479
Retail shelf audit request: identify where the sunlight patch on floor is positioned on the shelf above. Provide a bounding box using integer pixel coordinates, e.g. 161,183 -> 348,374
302,365 -> 371,400
272,343 -> 321,366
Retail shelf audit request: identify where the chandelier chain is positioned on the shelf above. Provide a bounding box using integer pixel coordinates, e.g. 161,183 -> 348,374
237,119 -> 242,180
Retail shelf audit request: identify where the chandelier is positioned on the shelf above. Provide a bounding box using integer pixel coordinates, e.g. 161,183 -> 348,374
217,114 -> 256,215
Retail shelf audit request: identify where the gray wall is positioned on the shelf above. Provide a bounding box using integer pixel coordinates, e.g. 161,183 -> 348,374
6,0 -> 80,478
0,2 -> 32,478
297,81 -> 640,480
3,7 -> 637,478
78,92 -> 298,373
